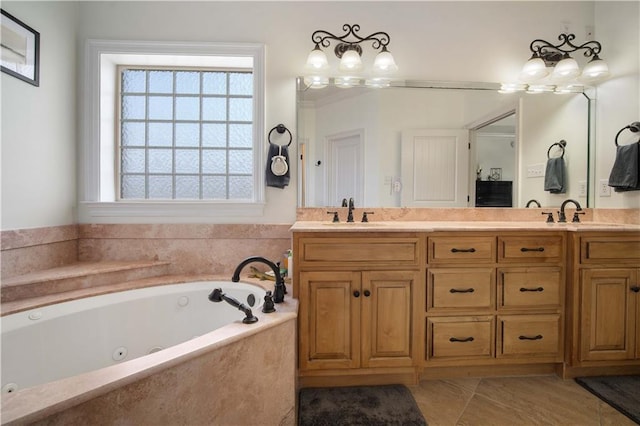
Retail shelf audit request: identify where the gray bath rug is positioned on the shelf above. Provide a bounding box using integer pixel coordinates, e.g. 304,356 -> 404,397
298,384 -> 427,426
575,375 -> 640,424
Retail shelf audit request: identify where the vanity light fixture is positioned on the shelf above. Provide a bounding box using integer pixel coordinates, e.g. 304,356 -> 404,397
501,33 -> 609,94
304,24 -> 397,89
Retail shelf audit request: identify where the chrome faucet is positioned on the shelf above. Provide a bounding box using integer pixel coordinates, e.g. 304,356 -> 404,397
525,199 -> 541,208
558,199 -> 583,223
232,256 -> 286,303
347,198 -> 355,223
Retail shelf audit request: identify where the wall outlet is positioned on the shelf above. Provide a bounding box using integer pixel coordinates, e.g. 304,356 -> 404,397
578,180 -> 587,197
526,163 -> 545,178
599,179 -> 611,197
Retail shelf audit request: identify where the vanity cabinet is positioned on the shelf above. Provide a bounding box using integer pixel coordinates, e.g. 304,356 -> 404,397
293,233 -> 423,386
425,232 -> 565,367
566,233 -> 640,374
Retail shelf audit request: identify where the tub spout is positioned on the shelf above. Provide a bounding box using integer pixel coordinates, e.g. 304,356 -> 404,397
208,288 -> 258,324
232,256 -> 286,303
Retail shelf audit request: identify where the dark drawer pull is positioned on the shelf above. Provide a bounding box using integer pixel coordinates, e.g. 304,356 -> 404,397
520,287 -> 544,292
520,247 -> 545,252
451,248 -> 476,253
631,286 -> 640,293
449,337 -> 474,343
518,335 -> 543,341
450,288 -> 475,294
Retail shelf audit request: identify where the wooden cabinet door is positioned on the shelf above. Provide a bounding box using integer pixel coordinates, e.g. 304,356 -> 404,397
299,271 -> 361,370
361,271 -> 416,368
580,269 -> 637,361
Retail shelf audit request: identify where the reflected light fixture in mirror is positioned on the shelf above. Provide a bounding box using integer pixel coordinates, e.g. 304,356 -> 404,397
304,24 -> 398,89
501,33 -> 609,94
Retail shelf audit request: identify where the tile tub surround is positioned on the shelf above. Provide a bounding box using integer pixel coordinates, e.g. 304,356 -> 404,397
1,288 -> 298,426
1,225 -> 78,278
1,224 -> 292,279
78,224 -> 292,275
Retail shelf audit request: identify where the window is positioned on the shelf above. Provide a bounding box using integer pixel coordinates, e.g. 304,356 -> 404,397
119,68 -> 254,200
80,40 -> 265,221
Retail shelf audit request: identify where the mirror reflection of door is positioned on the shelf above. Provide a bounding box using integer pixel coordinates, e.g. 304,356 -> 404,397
325,129 -> 364,207
401,129 -> 469,207
470,112 -> 517,207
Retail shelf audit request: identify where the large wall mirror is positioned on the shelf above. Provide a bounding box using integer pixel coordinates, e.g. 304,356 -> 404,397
297,78 -> 593,209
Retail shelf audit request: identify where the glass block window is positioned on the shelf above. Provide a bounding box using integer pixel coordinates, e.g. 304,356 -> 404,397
118,68 -> 254,200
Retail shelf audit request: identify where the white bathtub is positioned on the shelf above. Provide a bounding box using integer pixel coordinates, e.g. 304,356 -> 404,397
1,281 -> 267,394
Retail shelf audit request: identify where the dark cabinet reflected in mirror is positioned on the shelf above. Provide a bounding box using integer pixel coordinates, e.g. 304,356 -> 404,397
297,78 -> 593,209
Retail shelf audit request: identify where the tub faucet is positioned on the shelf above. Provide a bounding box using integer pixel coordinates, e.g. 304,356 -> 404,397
558,199 -> 583,223
525,199 -> 541,208
208,288 -> 258,324
232,256 -> 286,303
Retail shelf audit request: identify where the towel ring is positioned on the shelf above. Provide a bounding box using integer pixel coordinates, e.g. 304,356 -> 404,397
268,124 -> 292,147
614,121 -> 640,147
547,140 -> 566,159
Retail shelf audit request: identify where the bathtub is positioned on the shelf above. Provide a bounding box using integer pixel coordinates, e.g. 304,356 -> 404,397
0,280 -> 298,425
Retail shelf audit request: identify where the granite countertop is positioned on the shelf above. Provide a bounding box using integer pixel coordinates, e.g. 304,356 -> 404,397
290,220 -> 640,232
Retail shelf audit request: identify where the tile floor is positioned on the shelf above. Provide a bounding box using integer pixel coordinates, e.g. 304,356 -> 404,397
408,375 -> 637,426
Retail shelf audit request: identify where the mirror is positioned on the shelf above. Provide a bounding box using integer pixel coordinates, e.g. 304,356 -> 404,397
297,78 -> 592,209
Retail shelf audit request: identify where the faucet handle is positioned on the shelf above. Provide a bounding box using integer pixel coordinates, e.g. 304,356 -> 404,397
541,212 -> 555,223
572,211 -> 586,223
362,211 -> 374,222
327,211 -> 340,223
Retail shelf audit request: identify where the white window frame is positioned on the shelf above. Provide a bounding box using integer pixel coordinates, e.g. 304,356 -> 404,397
79,39 -> 265,222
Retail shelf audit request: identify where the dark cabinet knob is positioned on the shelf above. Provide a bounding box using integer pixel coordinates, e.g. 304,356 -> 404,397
364,290 -> 371,297
631,286 -> 640,293
353,290 -> 360,298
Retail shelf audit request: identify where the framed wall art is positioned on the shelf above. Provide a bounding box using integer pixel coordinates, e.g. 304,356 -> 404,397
1,9 -> 40,86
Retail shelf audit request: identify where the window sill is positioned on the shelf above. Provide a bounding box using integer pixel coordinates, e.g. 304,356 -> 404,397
78,201 -> 266,223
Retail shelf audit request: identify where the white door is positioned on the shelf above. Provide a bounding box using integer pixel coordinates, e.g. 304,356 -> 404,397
401,129 -> 469,207
325,130 -> 364,207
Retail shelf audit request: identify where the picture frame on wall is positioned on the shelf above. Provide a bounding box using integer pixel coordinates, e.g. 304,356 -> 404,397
1,9 -> 39,86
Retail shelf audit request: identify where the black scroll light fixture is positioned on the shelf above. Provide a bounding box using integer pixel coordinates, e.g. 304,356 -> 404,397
501,33 -> 610,94
304,24 -> 398,89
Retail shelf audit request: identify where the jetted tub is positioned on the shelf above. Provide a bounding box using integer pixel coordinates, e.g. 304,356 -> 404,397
0,280 -> 297,425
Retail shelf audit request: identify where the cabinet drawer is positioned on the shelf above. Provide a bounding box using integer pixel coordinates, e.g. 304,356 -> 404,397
498,267 -> 562,309
580,237 -> 640,264
427,316 -> 494,359
428,268 -> 494,311
498,236 -> 563,263
428,237 -> 495,264
300,237 -> 419,266
497,315 -> 561,357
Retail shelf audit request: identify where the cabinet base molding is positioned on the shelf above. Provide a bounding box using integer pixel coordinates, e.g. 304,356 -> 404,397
419,363 -> 558,380
299,368 -> 418,388
559,363 -> 640,379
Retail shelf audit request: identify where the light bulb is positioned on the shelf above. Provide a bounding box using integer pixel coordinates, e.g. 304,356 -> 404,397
373,49 -> 398,74
499,83 -> 527,94
304,75 -> 329,89
335,76 -> 359,88
305,46 -> 329,71
551,54 -> 580,81
339,49 -> 362,72
520,54 -> 549,82
580,55 -> 610,82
